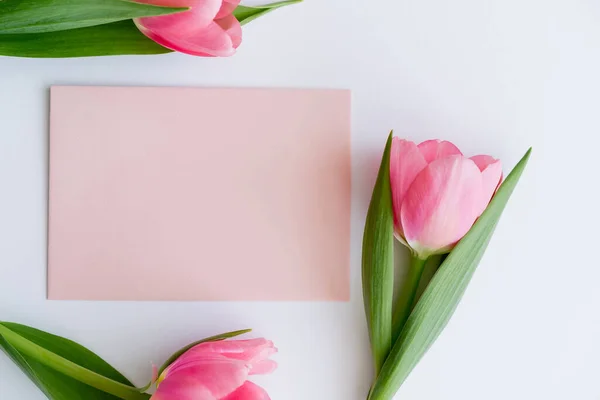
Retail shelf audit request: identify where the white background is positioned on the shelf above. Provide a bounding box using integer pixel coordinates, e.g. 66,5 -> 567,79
1,0 -> 599,399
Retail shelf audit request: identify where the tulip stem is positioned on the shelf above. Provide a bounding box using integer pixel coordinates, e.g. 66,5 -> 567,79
391,255 -> 428,344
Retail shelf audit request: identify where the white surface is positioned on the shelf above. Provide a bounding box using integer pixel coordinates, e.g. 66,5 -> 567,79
0,0 -> 599,399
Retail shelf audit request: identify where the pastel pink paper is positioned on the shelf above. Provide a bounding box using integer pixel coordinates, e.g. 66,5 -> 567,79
48,86 -> 351,301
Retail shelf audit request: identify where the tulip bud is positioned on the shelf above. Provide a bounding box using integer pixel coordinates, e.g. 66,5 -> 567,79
152,338 -> 277,400
390,139 -> 502,259
134,0 -> 243,57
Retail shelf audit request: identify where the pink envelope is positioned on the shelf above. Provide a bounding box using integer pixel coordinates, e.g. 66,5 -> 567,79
48,86 -> 351,301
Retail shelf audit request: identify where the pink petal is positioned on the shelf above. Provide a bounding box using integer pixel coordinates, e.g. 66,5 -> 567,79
401,155 -> 483,257
223,382 -> 271,400
469,154 -> 496,172
417,139 -> 463,163
215,13 -> 242,49
216,0 -> 241,19
205,339 -> 276,366
164,353 -> 238,378
389,138 -> 428,239
156,359 -> 248,400
151,376 -> 214,400
151,380 -> 214,400
134,3 -> 237,57
249,359 -> 278,375
470,155 -> 502,215
175,339 -> 277,370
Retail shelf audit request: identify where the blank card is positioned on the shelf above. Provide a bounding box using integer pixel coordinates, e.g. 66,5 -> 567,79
48,86 -> 351,301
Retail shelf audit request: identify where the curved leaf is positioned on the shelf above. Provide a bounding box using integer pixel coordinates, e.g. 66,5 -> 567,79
0,20 -> 170,58
0,335 -> 56,398
0,0 -> 187,34
1,322 -> 132,385
0,322 -> 149,400
362,131 -> 395,376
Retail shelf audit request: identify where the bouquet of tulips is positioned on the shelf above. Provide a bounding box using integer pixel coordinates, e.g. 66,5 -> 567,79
0,0 -> 300,58
362,133 -> 531,399
0,322 -> 276,399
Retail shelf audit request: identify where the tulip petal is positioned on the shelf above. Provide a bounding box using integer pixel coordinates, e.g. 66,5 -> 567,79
213,339 -> 276,369
134,2 -> 238,57
470,155 -> 503,215
151,375 -> 214,400
417,139 -> 463,163
249,359 -> 278,375
469,155 -> 495,171
175,339 -> 277,371
401,155 -> 483,257
389,138 -> 428,239
215,13 -> 242,49
157,359 -> 248,400
216,0 -> 242,19
223,382 -> 271,400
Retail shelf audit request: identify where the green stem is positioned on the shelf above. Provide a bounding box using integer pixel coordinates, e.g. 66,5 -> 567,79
391,255 -> 428,344
0,325 -> 147,400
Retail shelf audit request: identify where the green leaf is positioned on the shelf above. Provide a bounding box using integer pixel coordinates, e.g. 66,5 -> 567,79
158,329 -> 252,376
0,20 -> 170,58
0,322 -> 149,400
0,334 -> 55,398
233,0 -> 302,26
362,131 -> 395,376
0,0 -> 187,34
368,148 -> 532,400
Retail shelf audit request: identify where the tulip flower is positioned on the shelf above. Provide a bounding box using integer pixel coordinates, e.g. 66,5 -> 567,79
390,138 -> 502,258
390,138 -> 502,341
134,0 -> 242,57
152,338 -> 277,400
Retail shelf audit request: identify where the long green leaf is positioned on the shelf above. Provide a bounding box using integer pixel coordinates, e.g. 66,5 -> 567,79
0,20 -> 170,58
157,329 -> 252,376
0,334 -> 56,398
368,148 -> 532,400
0,336 -> 124,400
0,322 -> 149,400
233,0 -> 302,26
0,0 -> 187,34
362,132 -> 395,376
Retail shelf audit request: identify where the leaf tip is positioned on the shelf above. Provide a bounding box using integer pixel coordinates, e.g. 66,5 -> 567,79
516,147 -> 533,170
386,130 -> 394,146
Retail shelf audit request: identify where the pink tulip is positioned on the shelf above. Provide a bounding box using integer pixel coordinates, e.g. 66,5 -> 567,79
390,138 -> 502,259
134,0 -> 242,57
151,338 -> 277,400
